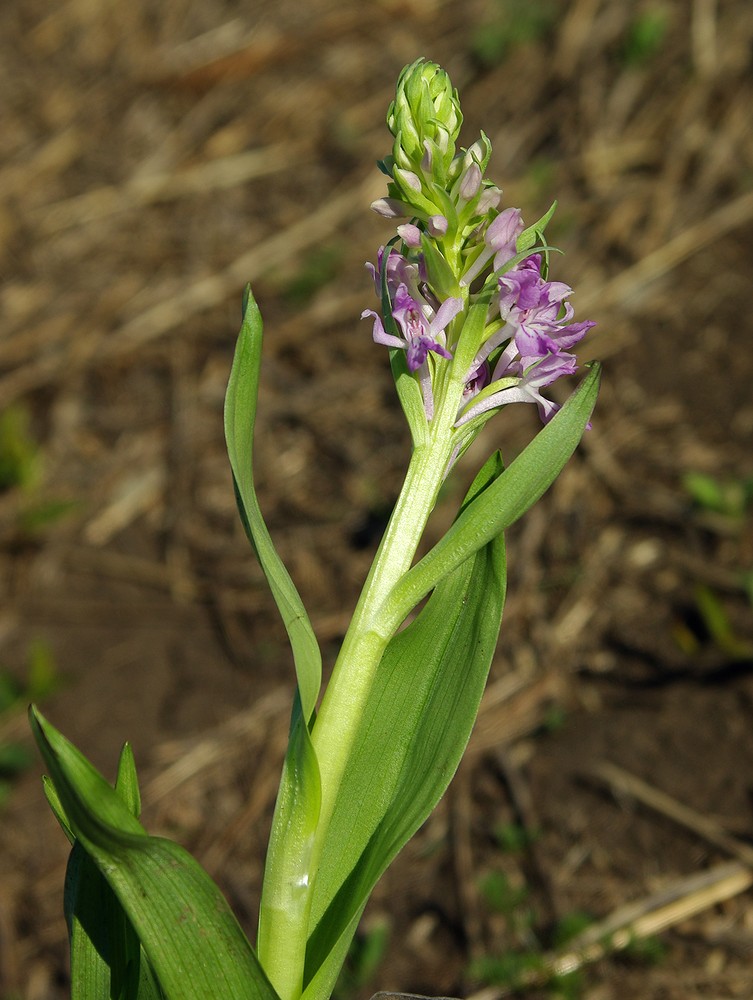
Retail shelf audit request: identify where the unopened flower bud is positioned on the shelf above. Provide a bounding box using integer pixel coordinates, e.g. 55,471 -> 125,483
394,167 -> 422,193
465,139 -> 486,165
427,215 -> 449,237
459,163 -> 482,201
421,141 -> 433,175
387,59 -> 462,179
397,223 -> 422,248
371,197 -> 411,219
477,185 -> 502,215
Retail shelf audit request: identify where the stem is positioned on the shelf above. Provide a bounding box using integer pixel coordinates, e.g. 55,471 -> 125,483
309,370 -> 465,859
256,405 -> 459,1000
257,325 -> 470,1000
311,445 -> 440,824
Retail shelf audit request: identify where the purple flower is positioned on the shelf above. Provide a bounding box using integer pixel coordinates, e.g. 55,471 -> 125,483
458,352 -> 578,426
462,361 -> 491,402
362,284 -> 460,372
365,246 -> 419,298
494,351 -> 579,423
362,246 -> 464,420
456,254 -> 594,426
498,256 -> 544,314
499,255 -> 595,364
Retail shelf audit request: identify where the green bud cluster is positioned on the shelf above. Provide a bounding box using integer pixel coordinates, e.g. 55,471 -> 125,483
387,58 -> 462,180
375,59 -> 504,272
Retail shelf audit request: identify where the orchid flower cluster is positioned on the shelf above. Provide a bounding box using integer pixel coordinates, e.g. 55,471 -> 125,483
29,59 -> 600,1000
363,59 -> 594,448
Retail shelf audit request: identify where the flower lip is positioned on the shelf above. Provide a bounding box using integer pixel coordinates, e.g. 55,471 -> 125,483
362,246 -> 463,375
390,284 -> 459,371
498,257 -> 596,363
458,351 -> 580,427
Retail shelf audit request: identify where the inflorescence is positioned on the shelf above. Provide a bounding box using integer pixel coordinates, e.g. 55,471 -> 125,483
362,59 -> 595,431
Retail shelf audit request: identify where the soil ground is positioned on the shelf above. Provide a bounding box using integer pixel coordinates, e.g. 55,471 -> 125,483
2,2 -> 753,998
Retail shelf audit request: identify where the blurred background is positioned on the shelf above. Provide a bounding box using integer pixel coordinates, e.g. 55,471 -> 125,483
2,1 -> 753,997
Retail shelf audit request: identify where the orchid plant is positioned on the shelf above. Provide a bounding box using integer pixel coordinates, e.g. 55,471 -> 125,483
30,59 -> 600,1000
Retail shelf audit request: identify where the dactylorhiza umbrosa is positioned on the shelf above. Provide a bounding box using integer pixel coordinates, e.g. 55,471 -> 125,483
30,58 -> 600,1000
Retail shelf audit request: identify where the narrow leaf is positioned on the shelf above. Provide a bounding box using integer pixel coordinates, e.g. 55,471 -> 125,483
387,363 -> 600,625
115,742 -> 141,818
225,287 -> 321,723
517,200 -> 557,253
302,905 -> 365,1000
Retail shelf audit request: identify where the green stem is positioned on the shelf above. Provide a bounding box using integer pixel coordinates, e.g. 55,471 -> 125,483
256,397 -> 459,1000
308,366 -> 465,857
257,322 -> 471,999
311,437 -> 445,832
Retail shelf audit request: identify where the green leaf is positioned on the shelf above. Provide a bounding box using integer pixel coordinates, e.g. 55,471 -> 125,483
303,907 -> 364,1000
517,200 -> 557,253
449,288 -> 496,379
302,455 -> 507,1000
115,742 -> 141,819
224,286 -> 321,723
66,842 -> 166,1000
43,773 -> 74,842
66,841 -> 127,1000
421,230 -> 459,297
257,693 -> 322,1000
387,362 -> 600,625
388,349 -> 428,450
50,737 -> 160,999
30,706 -> 279,1000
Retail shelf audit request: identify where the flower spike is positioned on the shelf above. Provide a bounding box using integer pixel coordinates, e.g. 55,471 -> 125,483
364,59 -> 596,456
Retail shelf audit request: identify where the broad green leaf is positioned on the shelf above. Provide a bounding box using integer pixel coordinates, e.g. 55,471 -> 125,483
58,738 -> 163,1000
387,362 -> 600,626
30,707 -> 279,1000
224,287 -> 321,723
66,842 -> 165,1000
303,455 -> 507,1000
65,841 -> 125,1000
